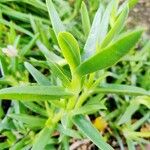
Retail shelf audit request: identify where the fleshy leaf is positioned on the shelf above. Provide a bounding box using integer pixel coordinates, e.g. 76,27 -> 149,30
58,32 -> 81,71
46,0 -> 65,36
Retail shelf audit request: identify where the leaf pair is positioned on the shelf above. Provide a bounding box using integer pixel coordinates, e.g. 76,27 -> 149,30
76,28 -> 143,76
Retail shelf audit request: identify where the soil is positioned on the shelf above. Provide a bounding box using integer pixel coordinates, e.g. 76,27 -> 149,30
128,0 -> 150,35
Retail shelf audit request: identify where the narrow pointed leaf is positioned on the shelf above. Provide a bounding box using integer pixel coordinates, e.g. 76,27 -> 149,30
46,0 -> 65,36
0,86 -> 72,101
73,115 -> 114,150
57,124 -> 82,139
83,4 -> 104,59
98,0 -> 115,43
117,102 -> 139,125
0,18 -> 33,37
81,2 -> 90,37
95,84 -> 150,96
22,102 -> 47,117
131,112 -> 150,130
32,126 -> 55,150
36,41 -> 65,65
58,32 -> 81,70
73,103 -> 106,115
24,62 -> 51,86
101,6 -> 129,48
118,96 -> 150,125
9,114 -> 46,128
47,60 -> 71,87
76,29 -> 143,76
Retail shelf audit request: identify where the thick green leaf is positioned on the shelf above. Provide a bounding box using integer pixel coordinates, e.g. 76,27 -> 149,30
83,4 -> 104,59
32,126 -> 55,150
0,86 -> 72,101
46,0 -> 65,36
58,32 -> 81,71
9,114 -> 46,128
101,6 -> 129,48
80,2 -> 90,37
76,29 -> 143,76
94,84 -> 150,96
98,0 -> 115,43
24,62 -> 51,86
73,115 -> 114,150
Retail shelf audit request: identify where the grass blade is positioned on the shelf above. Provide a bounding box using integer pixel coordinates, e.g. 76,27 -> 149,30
73,115 -> 114,150
24,62 -> 51,86
32,126 -> 55,150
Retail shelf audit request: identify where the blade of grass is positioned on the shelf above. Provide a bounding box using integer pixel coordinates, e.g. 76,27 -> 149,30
73,115 -> 114,150
24,62 -> 51,86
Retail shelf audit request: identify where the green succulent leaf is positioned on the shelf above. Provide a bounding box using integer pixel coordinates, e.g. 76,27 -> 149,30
83,3 -> 104,59
98,0 -> 115,44
101,5 -> 129,48
80,2 -> 90,37
0,86 -> 73,101
76,28 -> 143,76
46,0 -> 65,36
58,32 -> 81,71
73,115 -> 114,150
